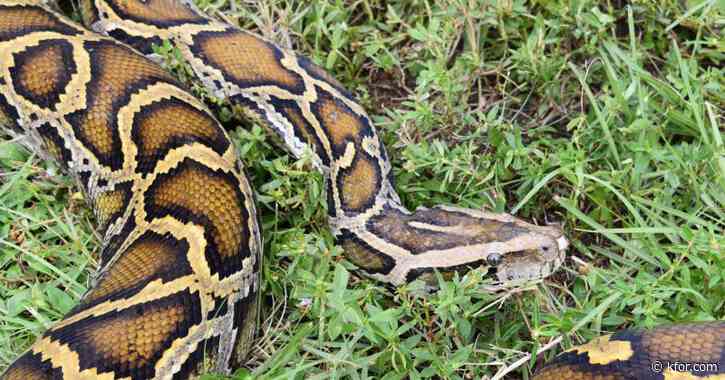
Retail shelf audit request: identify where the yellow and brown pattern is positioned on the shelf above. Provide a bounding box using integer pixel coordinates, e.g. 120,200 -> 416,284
533,322 -> 725,380
4,0 -> 720,380
0,2 -> 260,378
79,0 -> 567,288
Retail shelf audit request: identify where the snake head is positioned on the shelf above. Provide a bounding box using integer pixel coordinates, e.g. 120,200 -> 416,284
434,205 -> 568,285
436,205 -> 568,285
491,223 -> 568,284
358,204 -> 568,286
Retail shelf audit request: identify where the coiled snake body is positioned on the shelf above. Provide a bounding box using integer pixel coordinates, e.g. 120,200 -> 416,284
0,1 -> 721,379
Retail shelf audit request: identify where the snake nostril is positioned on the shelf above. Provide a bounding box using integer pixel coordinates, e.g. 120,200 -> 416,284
486,252 -> 502,266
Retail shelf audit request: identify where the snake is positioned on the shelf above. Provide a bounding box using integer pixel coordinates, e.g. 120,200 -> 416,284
0,0 -> 721,379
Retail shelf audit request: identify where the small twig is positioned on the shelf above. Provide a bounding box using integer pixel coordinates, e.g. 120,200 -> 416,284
490,335 -> 563,380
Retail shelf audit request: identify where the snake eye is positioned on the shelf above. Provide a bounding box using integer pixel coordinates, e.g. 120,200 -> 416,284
486,253 -> 502,266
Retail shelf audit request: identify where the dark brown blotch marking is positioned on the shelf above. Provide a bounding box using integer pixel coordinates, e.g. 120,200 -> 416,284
336,152 -> 381,213
104,0 -> 208,27
312,90 -> 374,156
0,5 -> 80,41
76,231 -> 192,312
1,351 -> 62,380
10,39 -> 76,110
311,91 -> 381,214
190,29 -> 305,94
131,96 -> 228,173
50,290 -> 202,379
66,40 -> 176,170
145,158 -> 252,278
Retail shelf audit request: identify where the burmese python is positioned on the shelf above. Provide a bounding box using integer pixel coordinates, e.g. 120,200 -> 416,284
0,1 -> 721,379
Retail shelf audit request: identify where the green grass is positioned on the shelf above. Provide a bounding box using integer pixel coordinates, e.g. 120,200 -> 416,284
1,0 -> 724,379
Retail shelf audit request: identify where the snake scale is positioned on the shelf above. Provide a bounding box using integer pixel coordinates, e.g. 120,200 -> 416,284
0,0 -> 721,379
